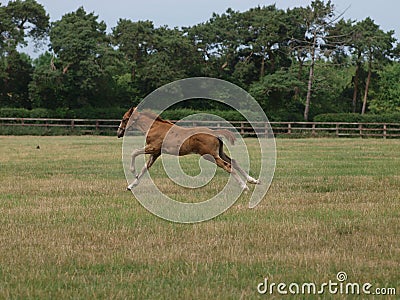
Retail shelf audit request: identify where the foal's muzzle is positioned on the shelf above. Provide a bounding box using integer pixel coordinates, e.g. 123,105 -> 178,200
117,127 -> 125,138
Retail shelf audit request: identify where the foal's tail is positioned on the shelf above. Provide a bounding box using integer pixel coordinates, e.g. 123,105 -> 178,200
214,129 -> 236,145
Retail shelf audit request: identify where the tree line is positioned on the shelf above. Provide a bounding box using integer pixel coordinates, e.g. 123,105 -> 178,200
0,0 -> 399,121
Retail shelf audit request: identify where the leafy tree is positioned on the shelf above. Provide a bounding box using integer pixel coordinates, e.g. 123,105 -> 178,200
184,6 -> 264,102
351,18 -> 396,114
250,68 -> 306,120
112,19 -> 155,81
285,7 -> 310,101
0,50 -> 33,107
185,20 -> 233,79
0,0 -> 49,53
231,60 -> 259,88
206,8 -> 243,73
337,17 -> 397,114
297,0 -> 336,121
310,61 -> 354,114
327,18 -> 362,112
244,5 -> 289,78
0,0 -> 49,108
48,7 -> 121,108
114,23 -> 202,97
369,62 -> 400,113
141,26 -> 202,90
50,7 -> 107,68
1,1 -> 400,120
29,52 -> 65,109
187,6 -> 291,89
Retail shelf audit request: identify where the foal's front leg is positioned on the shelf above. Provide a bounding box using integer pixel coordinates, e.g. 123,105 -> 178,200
129,147 -> 146,177
127,154 -> 159,190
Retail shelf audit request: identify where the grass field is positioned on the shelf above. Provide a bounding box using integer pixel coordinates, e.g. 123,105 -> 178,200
0,136 -> 399,299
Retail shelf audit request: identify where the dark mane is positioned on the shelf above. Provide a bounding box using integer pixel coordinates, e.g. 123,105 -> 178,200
140,110 -> 174,125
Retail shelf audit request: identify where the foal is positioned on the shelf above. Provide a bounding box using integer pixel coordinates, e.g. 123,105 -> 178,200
117,107 -> 260,191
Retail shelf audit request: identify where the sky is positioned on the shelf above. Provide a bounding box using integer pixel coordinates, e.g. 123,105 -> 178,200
20,0 -> 400,55
32,0 -> 399,33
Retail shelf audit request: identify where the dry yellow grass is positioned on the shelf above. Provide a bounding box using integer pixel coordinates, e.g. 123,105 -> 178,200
0,136 -> 399,299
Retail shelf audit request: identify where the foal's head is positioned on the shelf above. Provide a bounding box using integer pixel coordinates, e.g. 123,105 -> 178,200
117,107 -> 137,138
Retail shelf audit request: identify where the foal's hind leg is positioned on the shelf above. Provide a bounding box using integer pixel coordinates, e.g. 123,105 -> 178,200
207,155 -> 249,191
231,159 -> 260,184
219,151 -> 260,184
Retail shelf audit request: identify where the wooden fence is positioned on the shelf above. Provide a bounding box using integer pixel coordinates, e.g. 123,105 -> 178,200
1,117 -> 400,138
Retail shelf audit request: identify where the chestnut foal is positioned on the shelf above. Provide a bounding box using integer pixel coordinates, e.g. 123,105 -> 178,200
118,107 -> 259,190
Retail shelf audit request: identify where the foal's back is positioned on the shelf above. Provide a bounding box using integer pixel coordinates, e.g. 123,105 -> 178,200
147,121 -> 219,156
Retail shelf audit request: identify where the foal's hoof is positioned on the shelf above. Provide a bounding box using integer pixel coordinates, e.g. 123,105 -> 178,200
127,181 -> 138,190
248,177 -> 260,184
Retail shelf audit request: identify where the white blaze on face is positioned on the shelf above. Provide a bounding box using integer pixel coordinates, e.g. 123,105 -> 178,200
117,120 -> 125,138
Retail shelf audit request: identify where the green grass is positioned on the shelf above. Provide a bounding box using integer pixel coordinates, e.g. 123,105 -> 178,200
0,136 -> 399,299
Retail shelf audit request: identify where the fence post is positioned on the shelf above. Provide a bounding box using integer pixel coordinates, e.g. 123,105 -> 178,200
71,119 -> 75,129
288,123 -> 292,135
383,124 -> 387,139
312,123 -> 316,136
336,123 -> 339,137
265,122 -> 268,137
96,120 -> 99,130
359,124 -> 363,137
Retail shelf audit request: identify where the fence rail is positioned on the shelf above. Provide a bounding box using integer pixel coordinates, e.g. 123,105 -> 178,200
1,117 -> 400,138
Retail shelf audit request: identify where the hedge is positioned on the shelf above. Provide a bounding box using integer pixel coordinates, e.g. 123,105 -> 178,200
314,113 -> 400,123
0,108 -> 31,118
0,107 -> 128,119
160,109 -> 247,121
0,107 -> 265,121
